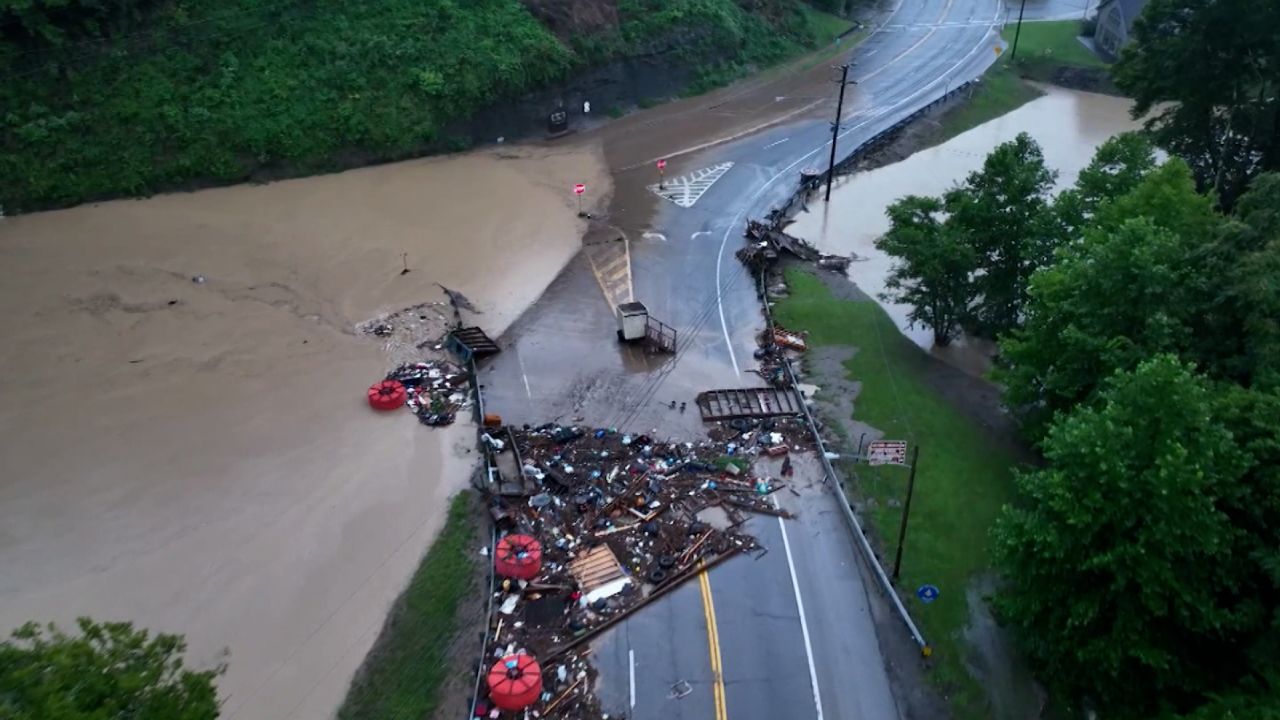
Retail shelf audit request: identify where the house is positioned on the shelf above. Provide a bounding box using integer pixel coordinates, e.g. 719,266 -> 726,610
1094,0 -> 1150,59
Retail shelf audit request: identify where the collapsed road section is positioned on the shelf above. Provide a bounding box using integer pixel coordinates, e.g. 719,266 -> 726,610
357,295 -> 822,719
468,417 -> 815,719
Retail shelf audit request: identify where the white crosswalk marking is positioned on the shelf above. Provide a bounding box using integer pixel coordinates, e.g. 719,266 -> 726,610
648,162 -> 734,208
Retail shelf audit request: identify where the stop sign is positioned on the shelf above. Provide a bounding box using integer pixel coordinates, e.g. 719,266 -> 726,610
657,159 -> 667,170
573,183 -> 585,195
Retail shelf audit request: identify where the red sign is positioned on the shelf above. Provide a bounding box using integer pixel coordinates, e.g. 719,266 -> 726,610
657,159 -> 667,170
867,440 -> 908,466
573,183 -> 585,195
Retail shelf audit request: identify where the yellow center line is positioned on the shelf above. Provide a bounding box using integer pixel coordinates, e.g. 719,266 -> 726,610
698,563 -> 728,720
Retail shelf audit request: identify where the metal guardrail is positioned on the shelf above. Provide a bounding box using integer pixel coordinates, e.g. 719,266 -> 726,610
770,81 -> 975,224
753,80 -> 968,649
457,81 -> 971,710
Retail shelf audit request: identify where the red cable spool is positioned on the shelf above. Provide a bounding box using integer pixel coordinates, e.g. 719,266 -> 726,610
487,654 -> 542,711
494,534 -> 542,581
367,379 -> 407,411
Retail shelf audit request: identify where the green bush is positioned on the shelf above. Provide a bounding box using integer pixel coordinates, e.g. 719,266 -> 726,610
1,0 -> 843,211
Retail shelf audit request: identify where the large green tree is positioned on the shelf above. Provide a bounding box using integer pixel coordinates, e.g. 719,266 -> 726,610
1191,172 -> 1280,389
1170,683 -> 1280,720
875,195 -> 976,345
0,618 -> 223,719
999,217 -> 1199,438
1054,132 -> 1158,239
995,356 -> 1255,715
999,159 -> 1222,440
1113,0 -> 1280,209
945,132 -> 1057,338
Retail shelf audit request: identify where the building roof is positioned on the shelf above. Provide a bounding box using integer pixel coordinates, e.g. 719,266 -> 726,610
1098,0 -> 1150,30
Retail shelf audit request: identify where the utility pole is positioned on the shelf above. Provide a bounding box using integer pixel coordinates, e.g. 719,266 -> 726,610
825,62 -> 854,203
1009,0 -> 1028,61
891,444 -> 921,582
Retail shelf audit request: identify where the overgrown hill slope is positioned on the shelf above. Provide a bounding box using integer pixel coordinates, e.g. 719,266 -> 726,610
1,0 -> 852,212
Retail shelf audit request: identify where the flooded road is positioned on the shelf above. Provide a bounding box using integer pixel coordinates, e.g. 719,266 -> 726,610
788,86 -> 1140,374
0,143 -> 606,719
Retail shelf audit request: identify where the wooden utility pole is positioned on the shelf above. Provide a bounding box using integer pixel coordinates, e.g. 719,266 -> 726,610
892,444 -> 921,582
825,63 -> 853,203
1010,0 -> 1028,60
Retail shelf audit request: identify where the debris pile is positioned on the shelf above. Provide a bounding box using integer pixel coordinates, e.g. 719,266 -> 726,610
357,299 -> 455,366
383,360 -> 470,426
737,218 -> 853,273
474,423 -> 814,718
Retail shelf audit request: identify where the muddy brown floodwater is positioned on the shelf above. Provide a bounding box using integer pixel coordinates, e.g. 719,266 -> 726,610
0,142 -> 607,719
789,86 -> 1141,376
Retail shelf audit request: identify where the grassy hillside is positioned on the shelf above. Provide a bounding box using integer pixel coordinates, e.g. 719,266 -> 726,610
0,0 -> 847,212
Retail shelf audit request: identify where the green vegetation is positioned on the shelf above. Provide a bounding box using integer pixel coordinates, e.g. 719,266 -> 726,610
930,63 -> 1044,145
0,0 -> 849,212
1008,19 -> 1105,71
993,167 -> 1280,718
798,2 -> 856,42
995,356 -> 1261,716
840,117 -> 1279,716
878,132 -> 1059,342
930,19 -> 1103,145
875,195 -> 975,345
0,618 -> 223,719
338,493 -> 479,720
773,269 -> 1017,719
1115,0 -> 1280,209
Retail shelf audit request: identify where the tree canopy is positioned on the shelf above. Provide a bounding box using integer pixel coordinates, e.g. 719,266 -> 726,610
994,356 -> 1255,715
875,195 -> 976,345
0,618 -> 223,719
945,132 -> 1058,337
1113,0 -> 1280,209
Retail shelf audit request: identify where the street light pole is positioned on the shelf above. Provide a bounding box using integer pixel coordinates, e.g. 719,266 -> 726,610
825,62 -> 852,203
1009,0 -> 1028,60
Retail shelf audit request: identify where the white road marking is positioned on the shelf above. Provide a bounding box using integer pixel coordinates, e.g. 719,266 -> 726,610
629,649 -> 637,709
778,511 -> 824,720
516,350 -> 533,400
713,0 -> 1001,395
642,231 -> 667,242
692,231 -> 713,241
763,137 -> 790,149
649,162 -> 734,208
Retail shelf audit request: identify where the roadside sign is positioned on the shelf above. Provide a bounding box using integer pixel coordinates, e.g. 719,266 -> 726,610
917,584 -> 940,603
867,440 -> 908,466
657,159 -> 667,170
548,109 -> 568,134
573,183 -> 585,195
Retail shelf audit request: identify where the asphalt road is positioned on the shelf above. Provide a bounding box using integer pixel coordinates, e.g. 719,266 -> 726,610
480,0 -> 1003,717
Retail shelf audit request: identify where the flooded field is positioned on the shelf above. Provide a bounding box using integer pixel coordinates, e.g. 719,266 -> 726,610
0,142 -> 606,719
789,86 -> 1140,374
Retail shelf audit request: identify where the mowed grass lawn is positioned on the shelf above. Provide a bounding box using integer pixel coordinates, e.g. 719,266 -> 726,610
774,269 -> 1017,719
1007,19 -> 1107,69
338,493 -> 479,720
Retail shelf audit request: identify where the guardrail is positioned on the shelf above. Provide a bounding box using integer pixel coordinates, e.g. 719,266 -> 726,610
457,82 -> 969,710
756,266 -> 929,653
749,77 -> 955,654
769,80 -> 976,224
